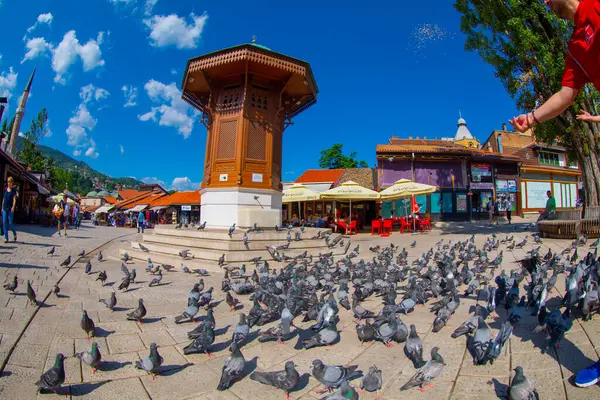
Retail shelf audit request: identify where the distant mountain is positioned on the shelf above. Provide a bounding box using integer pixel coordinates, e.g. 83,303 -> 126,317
16,137 -> 143,190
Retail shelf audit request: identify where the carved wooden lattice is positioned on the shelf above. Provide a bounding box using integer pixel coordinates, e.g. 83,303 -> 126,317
216,86 -> 243,112
250,88 -> 269,110
247,122 -> 266,160
216,120 -> 237,159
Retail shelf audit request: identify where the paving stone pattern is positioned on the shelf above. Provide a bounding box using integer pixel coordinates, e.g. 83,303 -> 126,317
0,220 -> 599,399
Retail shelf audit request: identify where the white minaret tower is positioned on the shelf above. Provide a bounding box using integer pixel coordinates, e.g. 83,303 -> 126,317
9,68 -> 36,156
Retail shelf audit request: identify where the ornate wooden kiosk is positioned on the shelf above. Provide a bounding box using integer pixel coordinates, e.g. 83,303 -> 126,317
181,40 -> 318,228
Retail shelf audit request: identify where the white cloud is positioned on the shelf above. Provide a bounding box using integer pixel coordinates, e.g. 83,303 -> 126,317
0,67 -> 17,98
119,144 -> 124,154
170,68 -> 178,75
26,13 -> 54,33
143,12 -> 208,49
171,177 -> 199,191
109,0 -> 136,3
142,176 -> 166,187
45,119 -> 52,137
73,149 -> 82,156
22,37 -> 53,63
66,103 -> 97,149
138,79 -> 197,138
80,83 -> 110,103
121,84 -> 137,107
18,132 -> 25,138
85,146 -> 99,159
145,0 -> 158,16
51,30 -> 105,84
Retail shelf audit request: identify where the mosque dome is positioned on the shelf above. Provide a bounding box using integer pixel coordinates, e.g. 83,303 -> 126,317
455,115 -> 474,140
86,191 -> 98,198
97,190 -> 110,197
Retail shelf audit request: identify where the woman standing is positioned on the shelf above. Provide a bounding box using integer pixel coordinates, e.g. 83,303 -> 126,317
2,177 -> 18,243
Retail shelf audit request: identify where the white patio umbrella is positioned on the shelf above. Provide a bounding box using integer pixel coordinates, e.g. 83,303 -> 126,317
320,180 -> 380,229
282,184 -> 320,220
379,179 -> 437,232
49,194 -> 75,205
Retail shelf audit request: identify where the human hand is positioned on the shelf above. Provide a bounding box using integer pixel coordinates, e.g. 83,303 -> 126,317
576,110 -> 594,121
509,113 -> 533,133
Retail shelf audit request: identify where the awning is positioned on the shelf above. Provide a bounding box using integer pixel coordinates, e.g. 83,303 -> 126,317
128,204 -> 148,213
37,184 -> 50,196
95,205 -> 114,213
150,205 -> 168,211
302,183 -> 334,193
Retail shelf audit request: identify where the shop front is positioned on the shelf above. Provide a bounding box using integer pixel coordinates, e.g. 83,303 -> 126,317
520,168 -> 580,212
469,163 -> 494,220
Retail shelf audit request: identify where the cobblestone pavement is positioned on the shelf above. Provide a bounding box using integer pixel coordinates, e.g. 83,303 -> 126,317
1,220 -> 599,400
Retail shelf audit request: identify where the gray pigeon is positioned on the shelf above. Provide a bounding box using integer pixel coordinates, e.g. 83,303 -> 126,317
217,341 -> 245,391
451,306 -> 483,338
85,260 -> 92,274
97,251 -> 103,262
149,270 -> 163,287
400,347 -> 445,391
470,316 -> 491,365
375,314 -> 400,346
405,324 -> 426,368
231,313 -> 250,347
258,307 -> 294,343
99,292 -> 117,311
183,323 -> 215,356
127,298 -> 147,325
135,343 -> 163,379
35,353 -> 65,394
60,255 -> 71,267
81,310 -> 95,339
76,341 -> 101,373
175,298 -> 200,324
311,359 -> 362,393
508,366 -> 539,400
250,361 -> 300,398
303,319 -> 339,349
319,380 -> 359,400
360,365 -> 383,396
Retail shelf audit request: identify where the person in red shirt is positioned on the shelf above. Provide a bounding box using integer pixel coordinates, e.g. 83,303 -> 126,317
511,0 -> 600,131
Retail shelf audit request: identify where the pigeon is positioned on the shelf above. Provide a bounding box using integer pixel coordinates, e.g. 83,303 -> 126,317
60,255 -> 71,267
149,270 -> 163,287
187,307 -> 216,340
218,254 -> 226,267
85,260 -> 92,274
183,322 -> 215,356
135,343 -> 163,379
352,295 -> 376,322
76,341 -> 102,373
96,270 -> 107,285
99,292 -> 117,311
411,241 -> 417,248
508,366 -> 539,400
400,347 -> 445,392
175,223 -> 182,229
303,320 -> 339,349
181,264 -> 191,273
97,251 -> 103,262
451,306 -> 483,338
197,221 -> 207,230
405,324 -> 426,368
127,298 -> 147,325
258,307 -> 294,344
81,310 -> 95,339
175,298 -> 200,323
35,353 -> 66,394
3,275 -> 17,293
250,361 -> 300,399
47,246 -> 55,256
487,320 -> 513,364
470,316 -> 491,365
311,359 -> 362,393
232,313 -> 250,347
360,365 -> 383,397
179,249 -> 192,259
374,314 -> 400,346
118,274 -> 131,291
121,262 -> 130,277
217,341 -> 246,391
121,252 -> 131,262
319,380 -> 359,400
226,291 -> 240,311
228,223 -> 236,238
53,284 -> 60,297
162,264 -> 175,273
26,280 -> 37,305
192,268 -> 210,276
78,249 -> 86,257
139,243 -> 150,252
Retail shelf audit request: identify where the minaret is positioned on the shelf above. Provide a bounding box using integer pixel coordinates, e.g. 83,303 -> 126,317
9,68 -> 36,156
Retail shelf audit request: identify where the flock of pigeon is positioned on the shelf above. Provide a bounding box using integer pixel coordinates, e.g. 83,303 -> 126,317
3,227 -> 600,399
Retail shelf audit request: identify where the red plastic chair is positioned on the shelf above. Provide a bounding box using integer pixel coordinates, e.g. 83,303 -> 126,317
382,219 -> 393,235
337,221 -> 347,234
371,220 -> 381,235
347,220 -> 357,235
400,217 -> 412,233
419,217 -> 431,232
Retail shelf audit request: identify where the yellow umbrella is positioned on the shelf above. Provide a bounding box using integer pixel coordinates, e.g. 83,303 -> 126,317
379,179 -> 437,200
49,194 -> 76,205
282,184 -> 320,220
320,181 -> 380,228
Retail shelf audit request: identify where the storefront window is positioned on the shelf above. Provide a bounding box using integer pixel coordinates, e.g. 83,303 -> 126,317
471,164 -> 492,183
538,151 -> 560,166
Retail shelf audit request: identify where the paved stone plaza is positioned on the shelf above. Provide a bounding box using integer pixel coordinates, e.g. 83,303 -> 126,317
0,220 -> 599,399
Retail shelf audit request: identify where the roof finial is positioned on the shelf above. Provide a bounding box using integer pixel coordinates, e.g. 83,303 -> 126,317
251,35 -> 257,44
459,109 -> 462,119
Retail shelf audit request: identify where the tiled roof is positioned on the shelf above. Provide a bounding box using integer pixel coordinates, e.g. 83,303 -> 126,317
336,168 -> 377,190
295,169 -> 344,184
151,191 -> 201,207
103,196 -> 117,204
114,191 -> 155,210
117,189 -> 142,200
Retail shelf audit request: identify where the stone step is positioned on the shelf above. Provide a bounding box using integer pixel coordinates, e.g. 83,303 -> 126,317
113,249 -> 222,273
152,225 -> 329,241
141,232 -> 329,251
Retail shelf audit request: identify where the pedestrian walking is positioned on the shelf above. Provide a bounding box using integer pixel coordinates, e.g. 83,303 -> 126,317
138,210 -> 145,234
505,197 -> 512,224
510,0 -> 600,131
2,177 -> 18,243
486,197 -> 494,224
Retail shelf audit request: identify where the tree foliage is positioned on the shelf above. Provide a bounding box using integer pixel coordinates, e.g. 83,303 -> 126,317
455,0 -> 600,205
318,143 -> 368,169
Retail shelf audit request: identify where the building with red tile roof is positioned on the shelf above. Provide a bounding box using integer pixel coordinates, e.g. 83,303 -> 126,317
295,169 -> 345,185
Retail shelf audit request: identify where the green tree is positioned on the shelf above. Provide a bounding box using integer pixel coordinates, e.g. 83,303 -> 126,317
318,143 -> 369,169
53,168 -> 74,192
455,0 -> 600,205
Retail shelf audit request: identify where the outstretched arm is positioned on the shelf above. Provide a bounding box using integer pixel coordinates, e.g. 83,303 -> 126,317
576,110 -> 600,123
509,86 -> 579,132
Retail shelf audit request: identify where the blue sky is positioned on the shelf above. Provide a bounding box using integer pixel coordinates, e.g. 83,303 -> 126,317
0,0 -> 521,191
